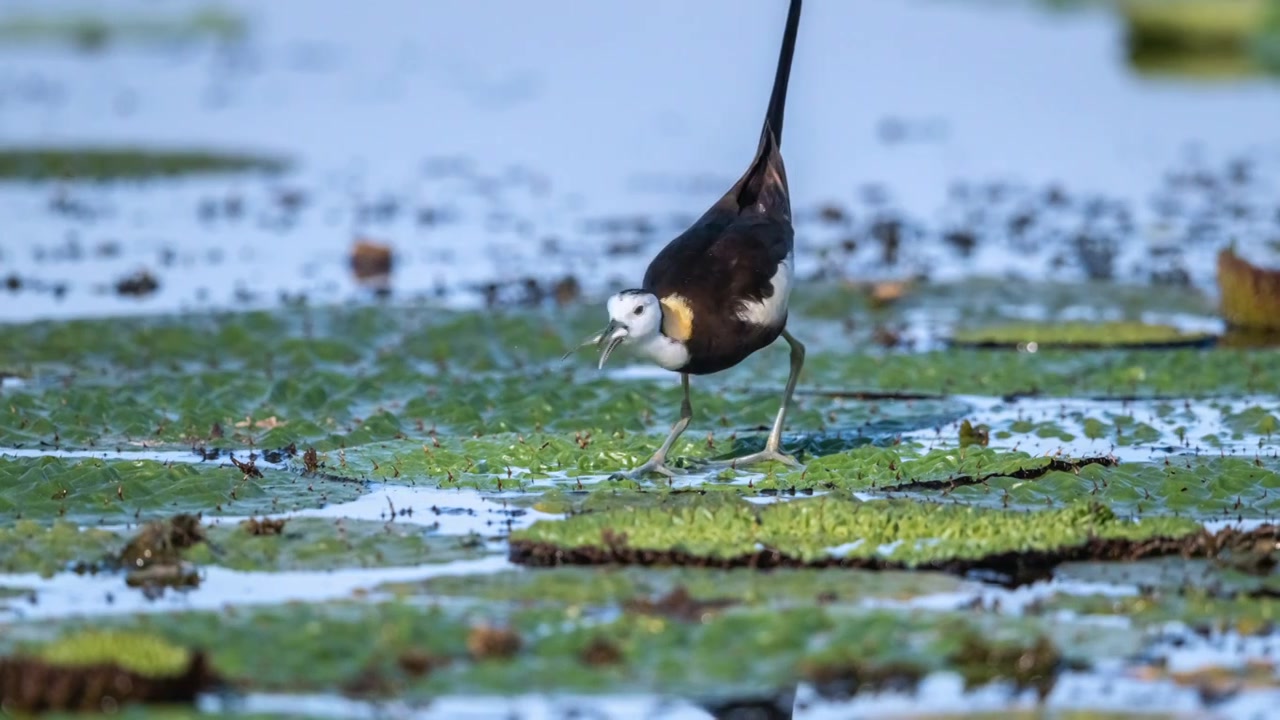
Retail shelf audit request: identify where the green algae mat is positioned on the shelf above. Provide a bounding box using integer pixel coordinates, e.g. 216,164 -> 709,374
2,281 -> 1280,715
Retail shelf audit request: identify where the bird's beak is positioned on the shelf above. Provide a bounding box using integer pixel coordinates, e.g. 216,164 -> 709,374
562,320 -> 628,369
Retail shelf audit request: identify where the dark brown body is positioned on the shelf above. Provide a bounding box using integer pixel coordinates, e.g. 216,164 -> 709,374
640,0 -> 801,376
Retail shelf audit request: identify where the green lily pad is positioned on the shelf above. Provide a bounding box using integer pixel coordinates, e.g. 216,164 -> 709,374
0,516 -> 484,576
294,415 -> 967,490
941,457 -> 1280,520
1,300 -> 1277,455
0,519 -> 122,577
1223,405 -> 1280,436
770,444 -> 1114,493
0,456 -> 365,525
189,518 -> 493,572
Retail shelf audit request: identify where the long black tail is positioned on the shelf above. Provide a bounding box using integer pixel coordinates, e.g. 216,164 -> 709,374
719,0 -> 801,214
762,0 -> 802,149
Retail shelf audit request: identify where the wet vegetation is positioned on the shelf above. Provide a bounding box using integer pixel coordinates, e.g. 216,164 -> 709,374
0,274 -> 1278,712
0,148 -> 287,182
1,599 -> 1108,704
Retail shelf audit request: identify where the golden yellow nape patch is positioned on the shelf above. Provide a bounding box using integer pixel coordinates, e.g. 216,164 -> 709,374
659,294 -> 694,342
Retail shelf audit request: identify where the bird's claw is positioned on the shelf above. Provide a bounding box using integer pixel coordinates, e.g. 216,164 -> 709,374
611,458 -> 679,481
616,441 -> 803,480
698,449 -> 804,471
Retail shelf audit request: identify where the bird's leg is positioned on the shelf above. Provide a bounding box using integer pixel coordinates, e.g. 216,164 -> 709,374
706,328 -> 806,470
622,373 -> 693,479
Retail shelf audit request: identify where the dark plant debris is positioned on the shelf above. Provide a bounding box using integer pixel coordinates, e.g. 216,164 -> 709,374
621,585 -> 738,622
116,514 -> 206,593
114,269 -> 160,297
465,624 -> 522,661
350,238 -> 394,282
578,636 -> 625,667
241,517 -> 287,536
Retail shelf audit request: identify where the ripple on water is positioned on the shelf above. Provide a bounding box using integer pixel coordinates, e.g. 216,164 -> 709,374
203,675 -> 1280,720
0,555 -> 514,622
208,482 -> 563,535
901,394 -> 1280,464
0,446 -> 236,465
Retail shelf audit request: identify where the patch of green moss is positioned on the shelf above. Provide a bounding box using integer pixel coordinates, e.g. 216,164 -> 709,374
511,495 -> 1201,566
188,518 -> 492,572
951,320 -> 1215,349
1120,0 -> 1276,79
0,456 -> 365,525
0,519 -> 121,577
32,629 -> 192,678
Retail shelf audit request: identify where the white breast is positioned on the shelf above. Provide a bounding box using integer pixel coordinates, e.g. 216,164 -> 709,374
736,251 -> 793,327
636,333 -> 691,371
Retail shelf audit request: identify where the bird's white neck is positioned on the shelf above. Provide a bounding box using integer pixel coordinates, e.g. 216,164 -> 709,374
633,333 -> 690,371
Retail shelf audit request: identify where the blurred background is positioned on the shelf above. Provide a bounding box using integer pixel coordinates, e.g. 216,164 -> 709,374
1,0 -> 1279,324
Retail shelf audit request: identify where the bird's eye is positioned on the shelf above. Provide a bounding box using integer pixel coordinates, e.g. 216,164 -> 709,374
633,306 -> 644,316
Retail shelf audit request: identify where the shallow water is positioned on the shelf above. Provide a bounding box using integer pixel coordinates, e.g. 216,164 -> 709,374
0,555 -> 514,622
215,675 -> 1280,720
2,0 -> 1280,322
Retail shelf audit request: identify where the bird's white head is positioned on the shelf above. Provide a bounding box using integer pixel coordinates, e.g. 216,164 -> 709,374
563,289 -> 663,369
606,290 -> 662,341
